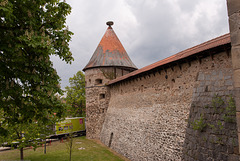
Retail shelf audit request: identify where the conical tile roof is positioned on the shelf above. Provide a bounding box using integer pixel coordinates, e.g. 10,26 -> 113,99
83,21 -> 137,71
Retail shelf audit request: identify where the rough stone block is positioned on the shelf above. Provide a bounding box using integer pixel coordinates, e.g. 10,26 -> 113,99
228,154 -> 240,161
225,75 -> 232,80
230,29 -> 240,46
228,146 -> 234,154
227,0 -> 240,16
238,132 -> 240,154
219,153 -> 228,161
234,146 -> 239,154
229,12 -> 240,33
225,79 -> 233,86
206,157 -> 213,161
198,72 -> 204,81
228,86 -> 234,90
232,46 -> 240,69
233,69 -> 240,87
234,89 -> 240,112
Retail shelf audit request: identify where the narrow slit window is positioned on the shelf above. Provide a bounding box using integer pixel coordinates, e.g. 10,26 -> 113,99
89,79 -> 91,85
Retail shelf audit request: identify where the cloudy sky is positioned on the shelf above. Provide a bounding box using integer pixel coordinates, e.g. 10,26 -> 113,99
51,0 -> 229,89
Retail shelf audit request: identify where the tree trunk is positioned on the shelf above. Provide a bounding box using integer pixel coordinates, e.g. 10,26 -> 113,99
20,147 -> 24,160
69,138 -> 72,161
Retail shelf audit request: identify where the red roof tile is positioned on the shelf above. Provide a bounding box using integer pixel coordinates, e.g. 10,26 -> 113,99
83,22 -> 137,71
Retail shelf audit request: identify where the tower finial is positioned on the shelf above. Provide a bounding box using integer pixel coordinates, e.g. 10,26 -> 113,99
106,21 -> 114,27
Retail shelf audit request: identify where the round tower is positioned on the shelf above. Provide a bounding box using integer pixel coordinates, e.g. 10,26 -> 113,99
83,21 -> 137,139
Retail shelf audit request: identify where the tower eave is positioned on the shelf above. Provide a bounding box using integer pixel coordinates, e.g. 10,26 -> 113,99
83,65 -> 138,72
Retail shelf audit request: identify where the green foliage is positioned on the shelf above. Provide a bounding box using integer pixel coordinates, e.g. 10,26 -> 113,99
191,114 -> 206,132
217,121 -> 224,130
232,138 -> 237,146
223,95 -> 236,123
204,105 -> 209,109
1,118 -> 55,149
215,137 -> 224,145
193,95 -> 236,135
202,136 -> 207,142
207,123 -> 216,131
65,71 -> 85,117
0,0 -> 73,159
207,121 -> 223,133
211,94 -> 224,111
211,95 -> 236,123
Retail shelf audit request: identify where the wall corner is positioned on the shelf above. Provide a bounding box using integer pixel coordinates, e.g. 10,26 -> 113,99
227,0 -> 240,154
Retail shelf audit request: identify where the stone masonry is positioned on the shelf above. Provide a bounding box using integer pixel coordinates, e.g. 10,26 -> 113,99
84,22 -> 137,140
84,1 -> 240,159
227,0 -> 240,154
182,52 -> 239,160
85,67 -> 133,139
85,67 -> 110,139
100,50 -> 239,160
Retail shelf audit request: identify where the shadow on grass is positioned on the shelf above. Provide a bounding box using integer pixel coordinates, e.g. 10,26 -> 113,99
0,136 -> 125,161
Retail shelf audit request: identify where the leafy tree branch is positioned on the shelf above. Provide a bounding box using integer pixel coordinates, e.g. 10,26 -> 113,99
0,0 -> 73,160
65,71 -> 86,117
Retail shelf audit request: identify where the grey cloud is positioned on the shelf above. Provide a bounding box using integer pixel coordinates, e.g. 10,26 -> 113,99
126,0 -> 229,68
52,0 -> 229,89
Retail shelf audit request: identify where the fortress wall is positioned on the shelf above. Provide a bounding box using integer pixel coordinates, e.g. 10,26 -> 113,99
100,50 -> 239,160
227,0 -> 240,154
85,67 -> 133,139
85,68 -> 110,140
182,52 -> 239,160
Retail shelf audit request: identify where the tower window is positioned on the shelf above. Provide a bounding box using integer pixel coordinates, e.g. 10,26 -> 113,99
95,79 -> 103,85
99,94 -> 105,99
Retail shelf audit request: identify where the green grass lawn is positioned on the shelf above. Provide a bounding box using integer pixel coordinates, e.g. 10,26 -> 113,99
0,136 -> 126,161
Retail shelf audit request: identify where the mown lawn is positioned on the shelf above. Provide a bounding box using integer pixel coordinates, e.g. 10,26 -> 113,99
0,136 -> 126,161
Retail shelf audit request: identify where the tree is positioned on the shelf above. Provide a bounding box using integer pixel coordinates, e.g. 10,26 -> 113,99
65,71 -> 86,117
0,0 -> 73,160
65,131 -> 75,161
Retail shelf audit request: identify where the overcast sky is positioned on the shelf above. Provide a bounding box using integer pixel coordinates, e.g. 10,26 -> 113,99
51,0 -> 229,89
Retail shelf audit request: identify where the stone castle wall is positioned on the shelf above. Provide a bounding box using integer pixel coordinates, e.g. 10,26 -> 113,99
227,0 -> 240,155
85,68 -> 110,139
182,54 -> 239,160
85,67 -> 133,139
100,50 -> 239,160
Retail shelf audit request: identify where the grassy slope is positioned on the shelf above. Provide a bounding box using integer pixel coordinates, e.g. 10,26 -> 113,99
0,136 -> 125,161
